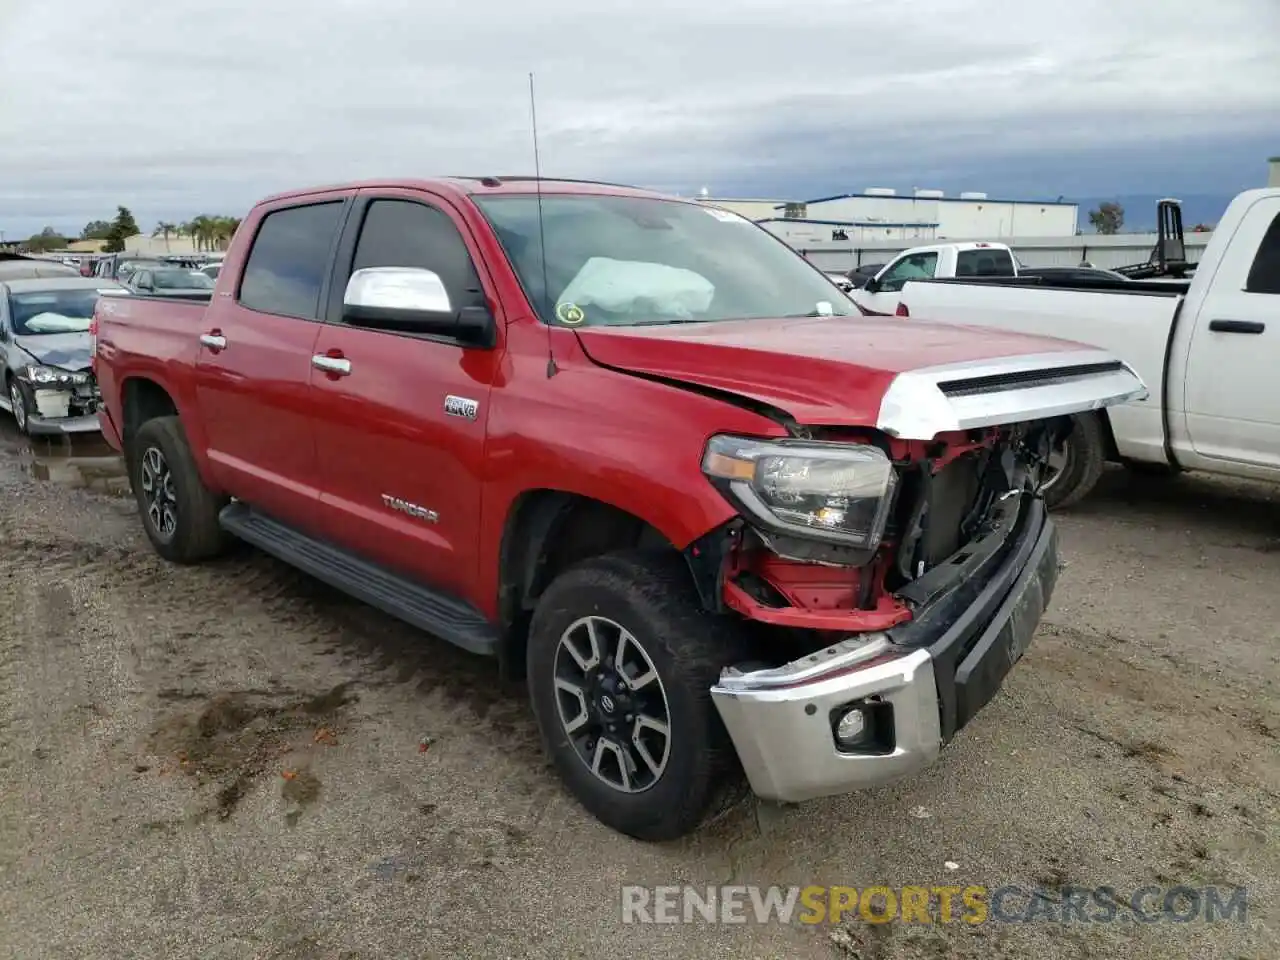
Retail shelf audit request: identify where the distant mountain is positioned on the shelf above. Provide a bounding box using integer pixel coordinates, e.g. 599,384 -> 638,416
1070,193 -> 1237,233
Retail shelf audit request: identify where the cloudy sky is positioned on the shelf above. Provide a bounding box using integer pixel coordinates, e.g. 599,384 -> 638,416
1,0 -> 1278,239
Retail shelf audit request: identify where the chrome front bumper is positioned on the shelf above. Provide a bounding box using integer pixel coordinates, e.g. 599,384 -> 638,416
711,496 -> 1059,804
711,637 -> 942,802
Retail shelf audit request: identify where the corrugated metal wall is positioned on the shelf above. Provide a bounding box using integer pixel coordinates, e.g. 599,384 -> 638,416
795,196 -> 1080,239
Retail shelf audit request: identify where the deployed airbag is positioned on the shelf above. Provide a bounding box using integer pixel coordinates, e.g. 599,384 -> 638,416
558,257 -> 715,321
23,312 -> 92,333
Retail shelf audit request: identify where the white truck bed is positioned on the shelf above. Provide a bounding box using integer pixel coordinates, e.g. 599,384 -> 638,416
894,188 -> 1280,501
896,281 -> 1183,464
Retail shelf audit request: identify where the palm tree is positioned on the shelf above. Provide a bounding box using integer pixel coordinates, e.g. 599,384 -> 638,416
211,215 -> 242,250
152,221 -> 177,252
177,214 -> 243,252
188,215 -> 216,252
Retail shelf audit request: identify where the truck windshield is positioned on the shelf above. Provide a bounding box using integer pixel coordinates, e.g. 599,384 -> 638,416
473,194 -> 858,326
8,289 -> 100,335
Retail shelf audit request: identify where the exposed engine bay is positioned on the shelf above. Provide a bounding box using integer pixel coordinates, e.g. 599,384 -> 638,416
710,416 -> 1070,636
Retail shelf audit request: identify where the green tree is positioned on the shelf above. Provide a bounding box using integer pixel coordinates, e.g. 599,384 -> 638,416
113,205 -> 140,235
24,226 -> 68,253
1088,202 -> 1124,235
103,205 -> 141,253
211,215 -> 241,250
181,214 -> 243,252
186,216 -> 210,252
81,220 -> 112,240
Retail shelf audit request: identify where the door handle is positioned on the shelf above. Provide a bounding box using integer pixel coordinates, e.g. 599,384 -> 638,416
199,332 -> 227,350
1208,319 -> 1265,335
311,354 -> 352,376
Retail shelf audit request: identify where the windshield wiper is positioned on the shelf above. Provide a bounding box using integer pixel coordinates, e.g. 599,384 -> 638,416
626,317 -> 709,325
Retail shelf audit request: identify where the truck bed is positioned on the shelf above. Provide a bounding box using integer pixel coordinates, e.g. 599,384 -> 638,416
898,277 -> 1182,463
912,275 -> 1193,297
92,292 -> 212,441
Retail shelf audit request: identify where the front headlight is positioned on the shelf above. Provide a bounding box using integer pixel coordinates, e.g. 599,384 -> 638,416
23,365 -> 88,387
701,435 -> 897,550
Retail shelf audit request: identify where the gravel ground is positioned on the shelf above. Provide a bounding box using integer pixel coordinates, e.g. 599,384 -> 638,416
0,425 -> 1276,960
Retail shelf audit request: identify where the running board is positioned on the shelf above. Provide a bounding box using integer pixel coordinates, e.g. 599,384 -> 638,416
218,502 -> 499,657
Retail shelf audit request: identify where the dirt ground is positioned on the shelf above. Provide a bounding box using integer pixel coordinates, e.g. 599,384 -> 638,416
0,423 -> 1276,960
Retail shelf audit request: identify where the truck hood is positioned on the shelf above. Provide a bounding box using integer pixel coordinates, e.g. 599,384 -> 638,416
574,315 -> 1148,438
13,333 -> 92,372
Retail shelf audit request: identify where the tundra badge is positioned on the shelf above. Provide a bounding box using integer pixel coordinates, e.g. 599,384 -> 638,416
381,494 -> 439,523
444,395 -> 479,420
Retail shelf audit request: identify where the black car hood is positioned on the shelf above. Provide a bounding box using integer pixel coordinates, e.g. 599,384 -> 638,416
13,333 -> 92,372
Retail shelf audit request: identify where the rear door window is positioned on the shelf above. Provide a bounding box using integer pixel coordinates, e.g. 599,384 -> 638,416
1245,213 -> 1280,295
238,201 -> 346,319
956,248 -> 1016,277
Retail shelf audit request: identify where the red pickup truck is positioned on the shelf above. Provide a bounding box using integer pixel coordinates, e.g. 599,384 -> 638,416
92,177 -> 1145,840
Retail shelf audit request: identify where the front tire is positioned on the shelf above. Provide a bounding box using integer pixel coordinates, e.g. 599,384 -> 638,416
527,550 -> 753,841
130,416 -> 229,563
1041,412 -> 1105,509
7,376 -> 32,435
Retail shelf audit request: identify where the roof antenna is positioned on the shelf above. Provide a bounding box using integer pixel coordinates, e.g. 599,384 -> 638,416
529,72 -> 557,378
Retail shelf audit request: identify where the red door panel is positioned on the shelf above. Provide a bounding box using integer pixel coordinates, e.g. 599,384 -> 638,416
195,309 -> 324,529
193,196 -> 349,532
308,327 -> 495,600
305,190 -> 504,603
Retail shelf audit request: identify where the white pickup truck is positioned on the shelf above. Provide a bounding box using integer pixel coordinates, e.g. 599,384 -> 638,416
851,241 -> 1018,315
893,188 -> 1280,507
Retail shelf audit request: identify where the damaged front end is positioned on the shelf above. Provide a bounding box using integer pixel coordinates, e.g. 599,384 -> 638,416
13,364 -> 103,435
694,418 -> 1065,635
692,351 -> 1145,803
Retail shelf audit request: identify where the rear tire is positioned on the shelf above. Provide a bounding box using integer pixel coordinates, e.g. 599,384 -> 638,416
526,550 -> 754,841
130,416 -> 229,563
1042,412 -> 1105,509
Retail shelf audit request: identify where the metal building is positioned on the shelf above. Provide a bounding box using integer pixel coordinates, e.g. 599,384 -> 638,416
784,188 -> 1079,238
698,187 -> 1079,240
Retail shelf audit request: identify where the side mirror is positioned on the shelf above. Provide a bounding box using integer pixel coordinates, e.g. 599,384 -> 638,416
862,277 -> 880,293
343,267 -> 495,347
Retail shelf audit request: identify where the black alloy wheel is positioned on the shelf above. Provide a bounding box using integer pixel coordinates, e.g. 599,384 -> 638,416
553,614 -> 672,793
139,444 -> 178,542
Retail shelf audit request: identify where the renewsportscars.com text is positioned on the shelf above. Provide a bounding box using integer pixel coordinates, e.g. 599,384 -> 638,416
620,884 -> 1248,925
